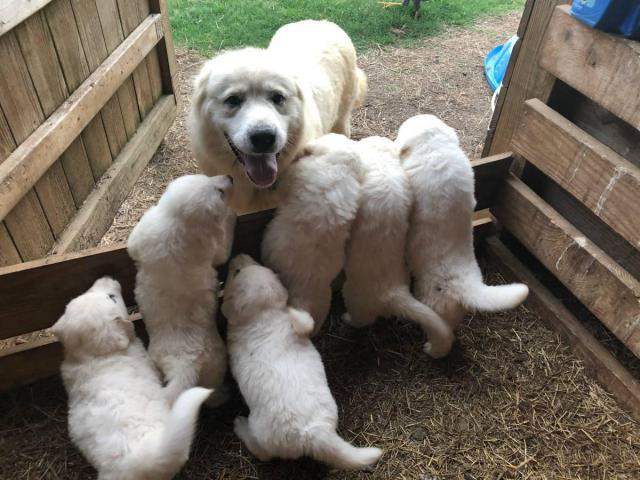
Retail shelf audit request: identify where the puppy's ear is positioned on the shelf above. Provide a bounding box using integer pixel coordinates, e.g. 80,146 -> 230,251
91,315 -> 132,356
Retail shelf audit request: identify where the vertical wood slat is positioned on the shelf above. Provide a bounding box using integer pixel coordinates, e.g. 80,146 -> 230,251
70,0 -> 128,158
14,11 -> 93,211
0,30 -> 75,249
149,0 -> 178,103
117,0 -> 154,117
137,0 -> 163,101
44,0 -> 113,181
0,109 -> 22,266
95,0 -> 140,138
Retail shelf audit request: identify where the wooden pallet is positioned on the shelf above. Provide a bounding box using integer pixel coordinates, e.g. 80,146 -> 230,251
0,153 -> 512,391
486,4 -> 640,420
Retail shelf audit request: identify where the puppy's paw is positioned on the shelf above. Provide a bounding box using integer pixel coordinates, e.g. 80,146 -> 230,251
423,339 -> 452,359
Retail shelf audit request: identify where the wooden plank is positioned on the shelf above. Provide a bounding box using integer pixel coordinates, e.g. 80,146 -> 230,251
149,0 -> 179,103
53,95 -> 175,253
541,5 -> 640,132
470,152 -> 513,211
0,106 -> 22,266
514,99 -> 640,248
95,0 -> 141,138
0,0 -> 54,37
493,175 -> 640,356
117,0 -> 154,116
0,13 -> 166,223
71,0 -> 128,158
486,0 -> 569,156
486,236 -> 640,421
44,0 -> 112,180
137,0 -> 163,101
0,29 -> 74,239
4,191 -> 54,260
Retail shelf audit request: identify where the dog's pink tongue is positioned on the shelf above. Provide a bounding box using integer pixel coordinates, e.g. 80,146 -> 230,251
241,153 -> 278,188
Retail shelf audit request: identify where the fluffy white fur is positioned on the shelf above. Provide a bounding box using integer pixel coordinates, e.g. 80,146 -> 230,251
127,174 -> 236,407
341,136 -> 454,358
261,133 -> 365,334
190,20 -> 367,213
222,255 -> 382,469
396,115 -> 529,329
52,277 -> 211,480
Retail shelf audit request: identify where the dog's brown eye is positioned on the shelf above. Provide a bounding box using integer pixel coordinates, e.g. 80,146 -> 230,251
271,93 -> 285,106
217,188 -> 224,196
108,294 -> 117,303
224,95 -> 243,107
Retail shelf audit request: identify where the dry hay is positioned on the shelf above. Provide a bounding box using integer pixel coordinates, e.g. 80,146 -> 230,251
1,267 -> 639,479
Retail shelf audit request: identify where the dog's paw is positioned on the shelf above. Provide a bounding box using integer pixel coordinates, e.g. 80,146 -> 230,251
423,340 -> 452,359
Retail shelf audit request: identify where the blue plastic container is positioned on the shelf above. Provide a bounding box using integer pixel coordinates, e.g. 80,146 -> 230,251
484,35 -> 518,92
571,0 -> 640,39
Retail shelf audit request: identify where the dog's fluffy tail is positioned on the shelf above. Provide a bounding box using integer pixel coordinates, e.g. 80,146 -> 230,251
353,68 -> 368,109
127,387 -> 211,477
308,427 -> 382,470
460,281 -> 529,312
386,287 -> 454,358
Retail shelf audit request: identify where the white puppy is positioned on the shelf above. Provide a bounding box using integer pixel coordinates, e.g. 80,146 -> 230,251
190,20 -> 367,213
52,277 -> 211,480
261,133 -> 365,334
222,254 -> 382,470
342,136 -> 454,358
127,174 -> 236,407
396,115 -> 529,329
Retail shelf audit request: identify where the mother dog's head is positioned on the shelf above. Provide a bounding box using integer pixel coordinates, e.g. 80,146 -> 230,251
191,48 -> 304,190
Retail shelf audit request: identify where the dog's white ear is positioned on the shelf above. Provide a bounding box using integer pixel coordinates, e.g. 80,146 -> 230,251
92,315 -> 132,356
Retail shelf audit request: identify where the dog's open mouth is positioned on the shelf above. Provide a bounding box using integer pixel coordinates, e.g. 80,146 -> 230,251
224,133 -> 279,189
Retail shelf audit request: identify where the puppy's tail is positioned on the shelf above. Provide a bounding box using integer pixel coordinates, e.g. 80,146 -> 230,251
353,68 -> 368,109
289,307 -> 315,337
129,387 -> 212,477
308,426 -> 382,470
386,287 -> 454,359
459,281 -> 529,312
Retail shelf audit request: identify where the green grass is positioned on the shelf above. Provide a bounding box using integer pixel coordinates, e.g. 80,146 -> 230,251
167,0 -> 524,54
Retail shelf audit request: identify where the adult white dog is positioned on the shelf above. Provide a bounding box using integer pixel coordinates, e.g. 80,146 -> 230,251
222,254 -> 383,470
190,20 -> 367,213
52,277 -> 211,480
341,136 -> 454,358
396,115 -> 529,329
127,175 -> 236,407
261,134 -> 365,334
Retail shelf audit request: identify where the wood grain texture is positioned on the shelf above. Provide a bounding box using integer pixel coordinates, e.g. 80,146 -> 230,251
71,0 -> 128,157
513,99 -> 640,248
15,7 -> 94,203
117,0 -> 154,116
53,95 -> 175,253
0,13 -> 165,223
95,0 -> 141,138
0,29 -> 74,240
0,0 -> 53,36
541,5 -> 640,131
137,0 -> 163,101
149,0 -> 178,103
44,0 -> 112,180
493,175 -> 640,356
486,0 -> 569,156
486,236 -> 640,421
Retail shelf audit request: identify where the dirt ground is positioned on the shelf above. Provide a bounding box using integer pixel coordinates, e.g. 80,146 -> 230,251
101,12 -> 519,245
3,11 -> 640,480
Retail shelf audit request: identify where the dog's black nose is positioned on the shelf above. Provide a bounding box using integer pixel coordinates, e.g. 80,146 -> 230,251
249,129 -> 276,152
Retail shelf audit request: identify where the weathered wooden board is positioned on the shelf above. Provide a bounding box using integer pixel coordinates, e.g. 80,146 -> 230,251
541,5 -> 640,132
493,175 -> 640,356
0,0 -> 53,36
513,99 -> 640,248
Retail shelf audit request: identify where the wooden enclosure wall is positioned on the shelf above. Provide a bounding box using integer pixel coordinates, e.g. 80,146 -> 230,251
484,4 -> 640,418
0,0 -> 178,267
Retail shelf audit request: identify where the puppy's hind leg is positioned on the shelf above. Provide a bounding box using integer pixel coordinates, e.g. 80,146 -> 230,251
341,282 -> 376,328
234,416 -> 272,462
162,358 -> 201,406
199,351 -> 229,407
